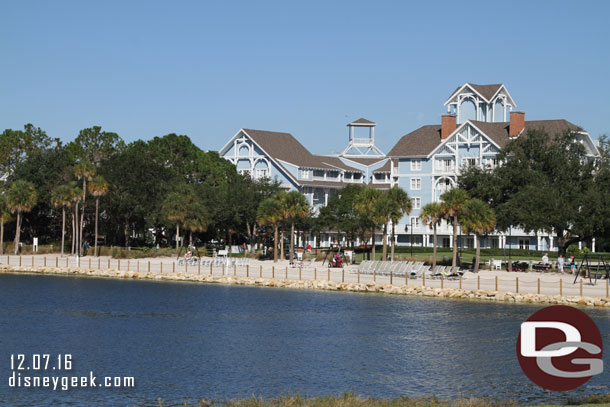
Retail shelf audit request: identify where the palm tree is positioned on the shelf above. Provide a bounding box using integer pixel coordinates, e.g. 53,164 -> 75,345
355,187 -> 382,260
183,202 -> 209,249
460,198 -> 496,273
387,187 -> 412,261
161,190 -> 189,254
257,197 -> 284,263
373,193 -> 394,261
440,188 -> 470,270
281,190 -> 309,263
6,180 -> 37,255
0,195 -> 13,255
420,202 -> 444,269
69,183 -> 83,255
51,185 -> 73,256
88,176 -> 109,256
74,161 -> 95,255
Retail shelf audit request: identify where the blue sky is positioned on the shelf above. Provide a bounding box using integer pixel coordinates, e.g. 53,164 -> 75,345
1,1 -> 609,155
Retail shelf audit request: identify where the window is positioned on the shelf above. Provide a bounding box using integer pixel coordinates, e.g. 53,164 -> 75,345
313,169 -> 325,179
461,158 -> 479,168
255,169 -> 268,179
437,159 -> 455,172
410,217 -> 420,228
410,159 -> 422,171
519,239 -> 529,250
484,157 -> 498,169
412,197 -> 421,209
299,169 -> 310,179
410,178 -> 421,190
327,171 -> 339,179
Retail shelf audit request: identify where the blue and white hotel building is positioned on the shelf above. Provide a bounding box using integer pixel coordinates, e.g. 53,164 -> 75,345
220,83 -> 599,250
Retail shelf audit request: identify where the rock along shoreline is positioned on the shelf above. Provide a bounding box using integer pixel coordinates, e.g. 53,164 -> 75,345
2,264 -> 609,308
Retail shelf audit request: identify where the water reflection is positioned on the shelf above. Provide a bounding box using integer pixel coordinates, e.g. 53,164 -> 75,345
1,274 -> 609,406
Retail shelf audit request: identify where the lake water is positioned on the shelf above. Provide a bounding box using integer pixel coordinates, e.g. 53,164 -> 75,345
1,273 -> 609,406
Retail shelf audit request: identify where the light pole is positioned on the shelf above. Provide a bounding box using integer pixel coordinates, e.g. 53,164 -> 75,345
410,217 -> 415,258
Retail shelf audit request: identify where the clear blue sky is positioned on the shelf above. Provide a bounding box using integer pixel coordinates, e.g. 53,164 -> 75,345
1,1 -> 609,155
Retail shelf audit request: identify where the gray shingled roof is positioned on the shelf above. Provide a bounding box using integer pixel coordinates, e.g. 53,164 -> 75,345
314,156 -> 363,173
242,128 -> 334,169
349,118 -> 376,125
372,159 -> 394,173
340,157 -> 386,166
388,120 -> 581,157
447,83 -> 503,102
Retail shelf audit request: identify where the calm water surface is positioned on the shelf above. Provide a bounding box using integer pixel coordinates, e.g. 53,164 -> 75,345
1,273 -> 610,406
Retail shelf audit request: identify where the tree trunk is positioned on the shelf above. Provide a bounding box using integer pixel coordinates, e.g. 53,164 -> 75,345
189,230 -> 193,249
290,220 -> 295,263
273,224 -> 278,263
390,221 -> 396,261
432,224 -> 438,269
175,224 -> 180,253
94,198 -> 99,256
71,211 -> 75,254
280,229 -> 284,260
74,202 -> 79,255
382,223 -> 388,261
371,223 -> 375,261
474,234 -> 481,273
80,179 -> 86,257
0,220 -> 4,255
124,223 -> 129,248
13,212 -> 21,255
61,207 -> 66,256
452,218 -> 458,269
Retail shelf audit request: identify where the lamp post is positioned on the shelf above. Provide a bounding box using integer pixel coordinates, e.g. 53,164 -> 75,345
410,217 -> 415,258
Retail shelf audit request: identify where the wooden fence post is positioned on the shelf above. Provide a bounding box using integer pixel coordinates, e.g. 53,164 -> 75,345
259,265 -> 262,278
246,265 -> 249,278
107,259 -> 110,269
422,273 -> 425,287
89,258 -> 91,269
98,258 -> 101,269
160,262 -> 163,273
477,275 -> 480,290
285,267 -> 288,280
390,272 -> 393,285
459,275 -> 462,289
342,268 -> 345,283
56,257 -> 58,267
327,268 -> 330,281
19,255 -> 22,267
234,264 -> 237,276
560,279 -> 563,296
516,277 -> 519,293
314,267 -> 317,280
358,269 -> 360,284
210,263 -> 213,275
118,259 -> 120,270
441,274 -> 444,289
222,264 -> 225,275
373,270 -> 376,282
495,276 -> 498,291
173,262 -> 176,273
272,266 -> 275,279
537,278 -> 541,295
148,261 -> 151,273
299,267 -> 302,280
580,279 -> 583,296
32,256 -> 34,267
44,256 -> 47,267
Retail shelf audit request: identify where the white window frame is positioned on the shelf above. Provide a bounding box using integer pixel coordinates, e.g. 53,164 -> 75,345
255,168 -> 268,179
410,177 -> 421,190
412,197 -> 421,210
299,168 -> 310,179
461,158 -> 480,168
410,216 -> 421,228
410,159 -> 422,171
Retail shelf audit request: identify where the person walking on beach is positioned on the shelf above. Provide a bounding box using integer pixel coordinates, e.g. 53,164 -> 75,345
557,254 -> 564,272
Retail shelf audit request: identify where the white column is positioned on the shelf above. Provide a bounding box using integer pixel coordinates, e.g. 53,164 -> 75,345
592,238 -> 596,253
449,234 -> 453,248
313,236 -> 317,249
578,241 -> 582,250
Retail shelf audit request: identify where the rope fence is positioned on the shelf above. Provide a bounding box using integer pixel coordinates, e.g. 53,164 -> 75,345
1,255 -> 608,299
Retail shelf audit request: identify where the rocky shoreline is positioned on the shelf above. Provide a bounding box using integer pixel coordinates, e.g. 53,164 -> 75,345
2,264 -> 610,308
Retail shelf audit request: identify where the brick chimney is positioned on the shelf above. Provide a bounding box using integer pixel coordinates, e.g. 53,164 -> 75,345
441,114 -> 456,139
509,111 -> 525,138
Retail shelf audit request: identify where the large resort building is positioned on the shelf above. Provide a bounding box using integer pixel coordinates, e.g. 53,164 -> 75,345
219,83 -> 600,251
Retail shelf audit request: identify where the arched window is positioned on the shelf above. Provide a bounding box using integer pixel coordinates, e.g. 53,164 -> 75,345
254,160 -> 269,179
238,144 -> 250,156
459,98 -> 476,123
493,99 -> 504,122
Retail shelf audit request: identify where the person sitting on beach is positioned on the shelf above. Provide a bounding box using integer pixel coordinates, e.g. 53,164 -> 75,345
557,254 -> 565,272
185,250 -> 192,260
542,253 -> 549,265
